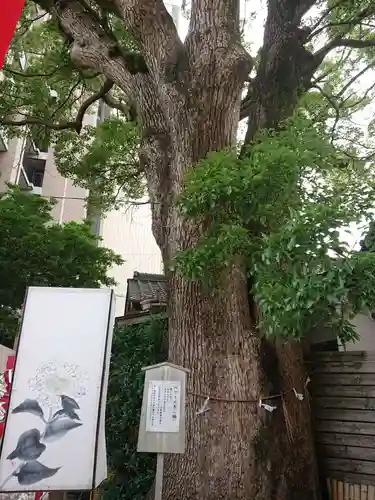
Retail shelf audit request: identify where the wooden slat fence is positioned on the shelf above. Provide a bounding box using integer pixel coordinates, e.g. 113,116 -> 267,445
308,351 -> 375,491
326,479 -> 375,500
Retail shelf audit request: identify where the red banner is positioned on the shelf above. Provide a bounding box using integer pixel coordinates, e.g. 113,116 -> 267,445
0,355 -> 15,437
0,0 -> 25,69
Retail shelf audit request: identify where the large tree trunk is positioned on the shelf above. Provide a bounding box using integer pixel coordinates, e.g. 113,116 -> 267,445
164,268 -> 321,500
141,3 -> 320,499
160,124 -> 320,500
157,6 -> 320,497
52,0 -> 324,498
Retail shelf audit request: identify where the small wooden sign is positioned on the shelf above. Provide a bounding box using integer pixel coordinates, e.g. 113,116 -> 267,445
137,362 -> 189,455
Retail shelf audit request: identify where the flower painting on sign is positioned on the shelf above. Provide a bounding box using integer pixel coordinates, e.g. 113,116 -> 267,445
0,287 -> 115,492
1,361 -> 88,488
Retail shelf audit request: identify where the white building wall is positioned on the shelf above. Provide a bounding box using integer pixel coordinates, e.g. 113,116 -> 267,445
346,312 -> 375,351
0,137 -> 25,190
0,137 -> 88,223
98,0 -> 182,315
100,204 -> 163,316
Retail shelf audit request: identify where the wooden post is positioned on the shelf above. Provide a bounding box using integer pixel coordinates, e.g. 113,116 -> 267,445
154,454 -> 164,500
48,492 -> 65,500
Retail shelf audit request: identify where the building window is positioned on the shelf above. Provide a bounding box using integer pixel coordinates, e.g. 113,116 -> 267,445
28,168 -> 44,187
23,157 -> 46,188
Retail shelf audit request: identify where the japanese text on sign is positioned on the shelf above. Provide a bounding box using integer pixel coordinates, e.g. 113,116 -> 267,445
146,380 -> 181,433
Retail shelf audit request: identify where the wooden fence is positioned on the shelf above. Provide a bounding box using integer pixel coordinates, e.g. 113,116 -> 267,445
308,351 -> 375,494
325,479 -> 375,500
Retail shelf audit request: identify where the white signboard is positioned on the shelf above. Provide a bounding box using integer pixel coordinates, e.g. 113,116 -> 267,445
146,381 -> 181,433
0,287 -> 115,492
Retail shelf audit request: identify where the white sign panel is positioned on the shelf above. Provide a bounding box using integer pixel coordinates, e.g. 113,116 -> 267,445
146,381 -> 181,433
0,287 -> 115,492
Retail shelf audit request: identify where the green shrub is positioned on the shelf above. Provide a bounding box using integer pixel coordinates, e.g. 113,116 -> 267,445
103,315 -> 167,500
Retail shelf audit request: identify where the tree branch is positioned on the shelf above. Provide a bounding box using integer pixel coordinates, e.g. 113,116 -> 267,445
14,12 -> 48,39
309,0 -> 375,66
1,79 -> 114,132
241,0 -> 319,143
309,3 -> 375,40
311,48 -> 351,86
102,93 -> 130,117
67,0 -> 148,73
341,81 -> 375,109
313,37 -> 375,66
112,0 -> 183,79
3,67 -> 61,78
336,62 -> 375,99
335,38 -> 375,49
50,79 -> 82,122
35,0 -> 140,97
311,84 -> 340,142
129,199 -> 151,206
307,0 -> 346,35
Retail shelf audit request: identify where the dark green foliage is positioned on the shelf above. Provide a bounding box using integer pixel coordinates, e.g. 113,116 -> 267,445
0,186 -> 122,347
175,117 -> 375,343
360,221 -> 375,252
54,119 -> 143,210
103,316 -> 167,500
0,3 -> 144,213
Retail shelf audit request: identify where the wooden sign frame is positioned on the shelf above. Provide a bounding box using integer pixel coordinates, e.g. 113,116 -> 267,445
137,362 -> 189,454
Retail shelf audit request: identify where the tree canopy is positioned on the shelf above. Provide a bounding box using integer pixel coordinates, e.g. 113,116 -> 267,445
2,0 -> 375,209
0,186 -> 122,347
174,116 -> 375,342
2,0 -> 375,237
3,0 -> 375,498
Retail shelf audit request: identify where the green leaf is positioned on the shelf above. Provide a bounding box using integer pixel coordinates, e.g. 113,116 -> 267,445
0,186 -> 122,346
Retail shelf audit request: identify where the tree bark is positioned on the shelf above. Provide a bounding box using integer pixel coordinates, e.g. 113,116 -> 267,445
35,0 -> 325,498
159,81 -> 321,499
157,3 -> 320,498
154,1 -> 320,498
165,271 -> 321,500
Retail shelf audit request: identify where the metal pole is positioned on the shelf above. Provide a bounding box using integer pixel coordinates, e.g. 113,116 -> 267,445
154,453 -> 164,500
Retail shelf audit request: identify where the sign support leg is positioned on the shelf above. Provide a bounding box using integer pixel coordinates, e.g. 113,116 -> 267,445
154,453 -> 164,500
